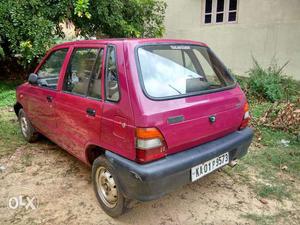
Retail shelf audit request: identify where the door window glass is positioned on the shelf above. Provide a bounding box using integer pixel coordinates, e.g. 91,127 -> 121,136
37,48 -> 68,89
87,49 -> 104,99
63,48 -> 103,98
105,46 -> 120,102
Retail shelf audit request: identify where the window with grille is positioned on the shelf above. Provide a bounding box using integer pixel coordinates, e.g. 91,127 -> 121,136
203,0 -> 238,24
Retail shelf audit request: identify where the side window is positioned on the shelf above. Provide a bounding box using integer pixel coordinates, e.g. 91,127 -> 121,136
105,46 -> 120,102
63,48 -> 103,98
183,52 -> 197,73
194,49 -> 222,85
37,48 -> 68,89
87,49 -> 104,99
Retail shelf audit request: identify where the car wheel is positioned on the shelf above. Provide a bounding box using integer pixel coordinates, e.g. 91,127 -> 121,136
92,155 -> 125,217
18,109 -> 39,142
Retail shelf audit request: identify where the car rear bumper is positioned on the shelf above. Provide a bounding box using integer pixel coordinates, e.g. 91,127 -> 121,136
105,127 -> 254,201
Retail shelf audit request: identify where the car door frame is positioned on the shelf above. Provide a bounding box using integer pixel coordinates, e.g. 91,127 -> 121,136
26,46 -> 72,140
54,43 -> 107,161
100,43 -> 136,160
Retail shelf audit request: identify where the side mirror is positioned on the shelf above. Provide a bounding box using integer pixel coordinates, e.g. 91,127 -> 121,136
28,73 -> 38,85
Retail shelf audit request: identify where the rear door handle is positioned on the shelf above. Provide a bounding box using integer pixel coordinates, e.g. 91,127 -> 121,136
86,108 -> 96,117
46,96 -> 53,102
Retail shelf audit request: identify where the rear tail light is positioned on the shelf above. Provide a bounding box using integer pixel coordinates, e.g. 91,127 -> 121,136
135,127 -> 167,163
240,102 -> 250,129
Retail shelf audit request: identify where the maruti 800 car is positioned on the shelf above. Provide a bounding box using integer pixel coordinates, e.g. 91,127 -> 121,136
14,39 -> 253,217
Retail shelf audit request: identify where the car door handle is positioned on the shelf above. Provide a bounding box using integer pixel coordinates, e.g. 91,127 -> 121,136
86,108 -> 96,117
46,96 -> 53,102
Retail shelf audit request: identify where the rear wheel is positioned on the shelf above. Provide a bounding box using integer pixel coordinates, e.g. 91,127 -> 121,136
18,109 -> 39,142
92,156 -> 125,217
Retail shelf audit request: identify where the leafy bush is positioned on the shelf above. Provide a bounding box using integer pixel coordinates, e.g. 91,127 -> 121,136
0,0 -> 166,78
245,59 -> 299,102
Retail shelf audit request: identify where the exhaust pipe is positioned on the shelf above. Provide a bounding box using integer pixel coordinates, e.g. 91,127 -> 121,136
229,159 -> 238,167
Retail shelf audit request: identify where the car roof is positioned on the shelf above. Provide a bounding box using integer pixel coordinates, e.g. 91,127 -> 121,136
54,38 -> 208,48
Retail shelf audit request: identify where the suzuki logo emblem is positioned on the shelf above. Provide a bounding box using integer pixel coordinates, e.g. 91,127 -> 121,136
209,115 -> 216,123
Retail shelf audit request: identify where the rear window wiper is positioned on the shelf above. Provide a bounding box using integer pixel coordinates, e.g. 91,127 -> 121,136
168,84 -> 182,94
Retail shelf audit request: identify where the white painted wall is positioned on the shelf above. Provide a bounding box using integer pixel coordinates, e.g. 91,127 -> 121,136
164,0 -> 300,80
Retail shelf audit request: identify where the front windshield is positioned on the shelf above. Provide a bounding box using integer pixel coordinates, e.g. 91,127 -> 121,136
137,44 -> 235,99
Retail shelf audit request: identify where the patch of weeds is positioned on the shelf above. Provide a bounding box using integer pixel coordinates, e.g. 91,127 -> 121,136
223,163 -> 250,184
0,81 -> 21,108
249,128 -> 300,176
0,81 -> 26,157
0,109 -> 26,157
21,152 -> 33,167
242,210 -> 294,225
256,183 -> 291,200
247,58 -> 299,102
242,213 -> 276,225
238,127 -> 299,200
250,102 -> 273,120
258,126 -> 298,147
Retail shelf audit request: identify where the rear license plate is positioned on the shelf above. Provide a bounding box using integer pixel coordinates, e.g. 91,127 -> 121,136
191,152 -> 229,182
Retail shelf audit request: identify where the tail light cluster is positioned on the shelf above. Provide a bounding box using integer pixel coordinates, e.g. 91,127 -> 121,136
239,102 -> 250,129
135,128 -> 167,163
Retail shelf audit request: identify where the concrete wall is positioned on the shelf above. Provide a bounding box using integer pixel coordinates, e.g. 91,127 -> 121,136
164,0 -> 300,80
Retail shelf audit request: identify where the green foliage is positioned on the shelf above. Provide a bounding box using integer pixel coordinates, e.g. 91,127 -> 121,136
74,0 -> 91,19
0,46 -> 4,58
73,0 -> 167,38
246,59 -> 299,102
0,0 -> 166,74
0,0 -> 70,66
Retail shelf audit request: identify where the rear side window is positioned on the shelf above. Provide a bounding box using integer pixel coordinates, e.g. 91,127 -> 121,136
37,48 -> 68,89
63,48 -> 104,98
137,45 -> 235,99
105,46 -> 120,102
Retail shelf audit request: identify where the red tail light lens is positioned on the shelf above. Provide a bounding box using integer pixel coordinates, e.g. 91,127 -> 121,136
135,128 -> 167,163
240,102 -> 250,129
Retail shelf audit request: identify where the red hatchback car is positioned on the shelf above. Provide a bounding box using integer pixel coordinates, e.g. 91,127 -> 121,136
15,39 -> 253,217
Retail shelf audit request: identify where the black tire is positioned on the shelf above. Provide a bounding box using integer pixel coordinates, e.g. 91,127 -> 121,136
92,155 -> 125,217
18,109 -> 39,143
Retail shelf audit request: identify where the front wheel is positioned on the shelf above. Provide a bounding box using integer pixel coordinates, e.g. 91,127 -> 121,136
18,109 -> 39,142
92,156 -> 125,217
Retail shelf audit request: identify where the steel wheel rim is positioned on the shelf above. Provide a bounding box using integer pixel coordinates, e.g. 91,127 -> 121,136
20,115 -> 28,137
95,167 -> 118,208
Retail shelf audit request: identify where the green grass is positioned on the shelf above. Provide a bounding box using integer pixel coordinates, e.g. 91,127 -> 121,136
256,183 -> 291,200
242,211 -> 293,225
0,109 -> 26,157
250,101 -> 273,120
0,81 -> 26,157
229,100 -> 300,201
0,81 -> 22,108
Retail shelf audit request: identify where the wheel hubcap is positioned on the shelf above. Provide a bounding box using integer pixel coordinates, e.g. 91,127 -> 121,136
20,116 -> 28,136
96,167 -> 118,208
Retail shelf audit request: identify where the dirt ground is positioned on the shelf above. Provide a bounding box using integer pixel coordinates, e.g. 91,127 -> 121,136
0,140 -> 299,225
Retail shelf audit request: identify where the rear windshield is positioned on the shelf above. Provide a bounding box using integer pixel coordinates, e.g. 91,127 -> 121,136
137,44 -> 235,99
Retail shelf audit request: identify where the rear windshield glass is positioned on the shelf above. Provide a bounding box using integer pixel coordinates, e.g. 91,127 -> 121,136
137,45 -> 235,99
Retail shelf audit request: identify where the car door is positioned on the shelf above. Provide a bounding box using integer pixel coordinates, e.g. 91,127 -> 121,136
55,45 -> 105,159
26,47 -> 69,138
100,45 -> 136,160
